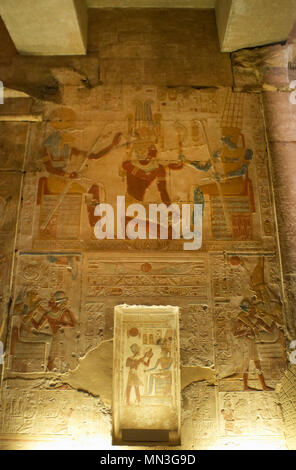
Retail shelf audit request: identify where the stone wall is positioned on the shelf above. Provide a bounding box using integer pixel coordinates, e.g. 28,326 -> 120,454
0,9 -> 294,450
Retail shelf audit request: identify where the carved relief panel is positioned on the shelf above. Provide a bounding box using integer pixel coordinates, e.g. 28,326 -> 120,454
17,87 -> 276,253
7,252 -> 82,374
113,305 -> 181,445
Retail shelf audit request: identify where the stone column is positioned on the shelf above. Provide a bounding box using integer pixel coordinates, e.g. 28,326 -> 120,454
262,30 -> 296,337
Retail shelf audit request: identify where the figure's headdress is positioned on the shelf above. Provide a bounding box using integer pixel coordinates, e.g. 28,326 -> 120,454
130,343 -> 140,354
48,107 -> 77,130
53,290 -> 67,304
127,100 -> 162,144
221,90 -> 245,131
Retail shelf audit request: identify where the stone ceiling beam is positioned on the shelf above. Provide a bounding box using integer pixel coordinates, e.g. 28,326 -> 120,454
216,0 -> 296,52
0,0 -> 88,56
87,0 -> 216,7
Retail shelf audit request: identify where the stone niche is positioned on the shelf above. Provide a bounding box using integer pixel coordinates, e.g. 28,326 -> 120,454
113,304 -> 181,446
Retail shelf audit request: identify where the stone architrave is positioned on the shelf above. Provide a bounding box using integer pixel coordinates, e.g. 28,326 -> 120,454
0,0 -> 87,55
216,0 -> 296,52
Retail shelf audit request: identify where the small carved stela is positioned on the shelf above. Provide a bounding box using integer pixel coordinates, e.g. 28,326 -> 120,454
113,305 -> 181,445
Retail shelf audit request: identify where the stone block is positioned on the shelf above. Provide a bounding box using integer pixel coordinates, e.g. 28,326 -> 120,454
0,0 -> 88,55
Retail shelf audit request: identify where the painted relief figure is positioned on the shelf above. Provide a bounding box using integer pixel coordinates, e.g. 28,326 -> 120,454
122,141 -> 184,206
33,290 -> 77,371
11,290 -> 52,364
125,343 -> 153,405
121,100 -> 210,239
123,101 -> 211,206
122,141 -> 186,239
145,348 -> 173,396
193,125 -> 254,239
195,126 -> 254,202
231,257 -> 283,391
121,101 -> 184,238
37,107 -> 121,229
189,93 -> 255,240
11,290 -> 77,372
